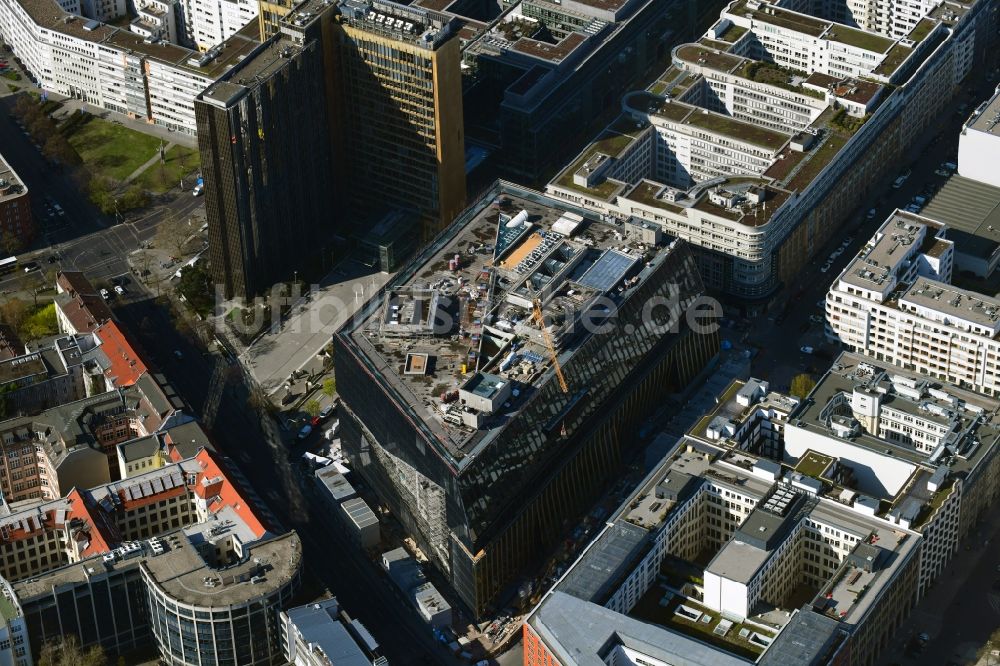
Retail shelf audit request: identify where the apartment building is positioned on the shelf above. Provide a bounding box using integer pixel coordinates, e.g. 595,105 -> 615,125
179,0 -> 258,50
280,598 -> 387,666
544,0 -> 995,304
822,210 -> 1000,396
523,382 -> 923,665
0,448 -> 301,665
0,0 -> 263,136
958,84 -> 1000,188
782,353 -> 1000,594
330,0 -> 466,236
0,369 -> 183,501
0,155 -> 33,254
54,271 -> 113,336
333,181 -> 718,617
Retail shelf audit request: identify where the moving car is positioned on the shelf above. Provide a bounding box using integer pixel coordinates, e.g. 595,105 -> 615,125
192,183 -> 204,197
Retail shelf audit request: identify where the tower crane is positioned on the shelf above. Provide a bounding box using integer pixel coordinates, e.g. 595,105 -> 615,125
532,299 -> 569,394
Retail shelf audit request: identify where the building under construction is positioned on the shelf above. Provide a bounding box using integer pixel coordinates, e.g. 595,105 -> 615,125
333,181 -> 719,616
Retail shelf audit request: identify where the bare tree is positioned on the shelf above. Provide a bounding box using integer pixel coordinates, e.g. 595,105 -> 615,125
155,215 -> 192,258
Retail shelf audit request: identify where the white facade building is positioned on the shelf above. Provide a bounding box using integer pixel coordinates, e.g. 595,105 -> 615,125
823,210 -> 1000,397
0,0 -> 262,136
131,0 -> 178,43
958,85 -> 1000,188
179,0 -> 258,51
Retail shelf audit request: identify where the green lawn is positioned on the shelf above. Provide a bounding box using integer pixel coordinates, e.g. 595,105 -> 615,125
133,145 -> 200,193
65,116 -> 162,182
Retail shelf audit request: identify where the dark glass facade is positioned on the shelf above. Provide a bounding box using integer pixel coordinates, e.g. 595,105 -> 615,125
334,183 -> 720,615
20,566 -> 150,658
196,37 -> 339,300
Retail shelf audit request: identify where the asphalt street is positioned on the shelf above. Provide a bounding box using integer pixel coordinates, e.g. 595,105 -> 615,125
0,92 -> 205,290
113,286 -> 461,666
749,66 -> 1000,392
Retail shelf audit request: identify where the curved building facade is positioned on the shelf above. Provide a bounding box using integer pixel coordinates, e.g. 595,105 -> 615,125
143,532 -> 303,666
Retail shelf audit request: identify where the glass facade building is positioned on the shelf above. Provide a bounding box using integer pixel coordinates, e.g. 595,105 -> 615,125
334,182 -> 720,616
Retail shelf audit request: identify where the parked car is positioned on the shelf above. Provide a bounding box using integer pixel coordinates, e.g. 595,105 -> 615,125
934,168 -> 950,176
892,176 -> 907,189
173,350 -> 183,359
22,261 -> 38,273
820,263 -> 831,273
192,183 -> 204,197
99,288 -> 110,300
297,424 -> 313,440
114,285 -> 125,295
319,403 -> 336,419
809,315 -> 824,324
800,346 -> 814,354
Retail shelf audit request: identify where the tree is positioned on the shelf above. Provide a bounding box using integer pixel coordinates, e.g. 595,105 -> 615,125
156,215 -> 191,258
322,377 -> 336,398
790,373 -> 816,399
0,229 -> 22,256
304,399 -> 321,418
119,184 -> 149,211
88,176 -> 116,214
37,635 -> 107,666
0,298 -> 29,335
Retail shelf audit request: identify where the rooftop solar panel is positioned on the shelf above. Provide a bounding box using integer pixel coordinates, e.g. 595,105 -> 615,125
576,249 -> 638,291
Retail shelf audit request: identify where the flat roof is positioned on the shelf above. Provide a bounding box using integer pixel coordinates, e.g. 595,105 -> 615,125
920,175 -> 1000,261
557,519 -> 649,604
838,211 -> 945,292
339,184 -> 684,468
789,352 -> 1000,482
284,600 -> 372,666
530,591 -> 748,666
0,154 -> 27,205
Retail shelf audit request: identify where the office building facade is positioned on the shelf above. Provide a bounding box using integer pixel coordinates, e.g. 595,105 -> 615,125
196,27 -> 337,299
543,0 -> 997,304
334,182 -> 719,616
330,0 -> 466,236
1,449 -> 302,665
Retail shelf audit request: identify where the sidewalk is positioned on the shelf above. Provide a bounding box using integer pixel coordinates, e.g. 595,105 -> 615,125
124,142 -> 175,183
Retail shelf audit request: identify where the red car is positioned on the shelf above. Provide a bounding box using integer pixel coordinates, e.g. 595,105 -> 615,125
310,416 -> 321,427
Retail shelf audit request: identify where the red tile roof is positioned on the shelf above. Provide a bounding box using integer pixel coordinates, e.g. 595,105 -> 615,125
55,271 -> 113,333
96,321 -> 148,387
194,449 -> 268,539
65,488 -> 115,558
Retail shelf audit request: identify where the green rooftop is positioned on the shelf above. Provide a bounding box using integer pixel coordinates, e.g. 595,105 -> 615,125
907,18 -> 935,43
684,109 -> 789,150
825,25 -> 893,53
796,451 -> 834,478
717,24 -> 747,43
675,44 -> 743,73
873,44 -> 912,78
786,132 -> 848,192
554,132 -> 638,200
626,181 -> 685,214
0,593 -> 17,622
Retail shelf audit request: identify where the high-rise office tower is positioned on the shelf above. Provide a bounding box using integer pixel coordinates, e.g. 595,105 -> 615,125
257,0 -> 295,40
196,17 -> 337,299
331,0 -> 466,237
